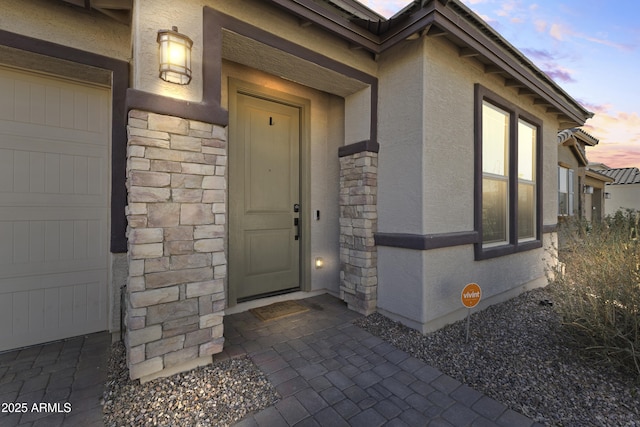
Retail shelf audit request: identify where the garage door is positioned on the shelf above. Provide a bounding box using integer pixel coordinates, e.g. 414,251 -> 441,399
0,66 -> 110,351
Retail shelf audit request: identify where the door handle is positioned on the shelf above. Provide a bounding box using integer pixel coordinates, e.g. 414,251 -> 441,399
294,217 -> 299,240
293,203 -> 300,213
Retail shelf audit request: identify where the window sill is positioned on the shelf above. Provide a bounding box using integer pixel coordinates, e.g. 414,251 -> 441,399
475,239 -> 542,260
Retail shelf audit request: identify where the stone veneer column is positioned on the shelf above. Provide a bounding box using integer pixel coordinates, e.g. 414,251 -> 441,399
125,110 -> 227,381
339,151 -> 378,315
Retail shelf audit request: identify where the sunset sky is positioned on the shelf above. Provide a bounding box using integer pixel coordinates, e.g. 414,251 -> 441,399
360,0 -> 640,169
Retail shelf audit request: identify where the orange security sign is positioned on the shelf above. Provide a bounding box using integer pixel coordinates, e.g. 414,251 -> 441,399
461,283 -> 481,308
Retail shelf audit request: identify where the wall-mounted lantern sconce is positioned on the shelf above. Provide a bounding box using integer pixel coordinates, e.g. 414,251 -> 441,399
157,26 -> 193,85
604,192 -> 611,199
315,257 -> 324,269
583,185 -> 594,194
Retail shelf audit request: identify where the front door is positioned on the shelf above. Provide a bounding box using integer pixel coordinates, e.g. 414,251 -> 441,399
230,89 -> 301,302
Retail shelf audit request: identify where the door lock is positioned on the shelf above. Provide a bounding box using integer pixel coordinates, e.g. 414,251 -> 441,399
293,203 -> 300,212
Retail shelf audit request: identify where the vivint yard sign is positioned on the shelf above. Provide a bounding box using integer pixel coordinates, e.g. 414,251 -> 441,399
461,283 -> 481,342
461,283 -> 481,308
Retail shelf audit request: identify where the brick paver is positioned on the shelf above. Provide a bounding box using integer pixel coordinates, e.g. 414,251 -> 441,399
1,294 -> 540,427
226,294 -> 539,426
0,332 -> 111,427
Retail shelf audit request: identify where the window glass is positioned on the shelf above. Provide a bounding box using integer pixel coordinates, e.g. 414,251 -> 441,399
482,101 -> 509,176
518,121 -> 535,181
557,166 -> 573,216
476,85 -> 541,257
568,169 -> 574,214
482,177 -> 508,244
558,166 -> 568,193
518,182 -> 535,240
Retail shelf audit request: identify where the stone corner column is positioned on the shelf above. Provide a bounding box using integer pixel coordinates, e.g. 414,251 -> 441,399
339,149 -> 378,315
124,109 -> 227,382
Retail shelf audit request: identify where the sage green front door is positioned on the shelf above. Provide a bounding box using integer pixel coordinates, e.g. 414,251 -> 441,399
230,91 -> 301,301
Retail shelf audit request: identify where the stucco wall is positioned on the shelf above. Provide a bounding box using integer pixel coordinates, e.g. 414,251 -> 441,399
1,0 -> 130,61
376,35 -> 561,332
605,183 -> 640,215
221,61 -> 343,295
377,39 -> 426,235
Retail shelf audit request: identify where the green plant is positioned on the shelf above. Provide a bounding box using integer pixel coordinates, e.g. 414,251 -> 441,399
551,210 -> 640,377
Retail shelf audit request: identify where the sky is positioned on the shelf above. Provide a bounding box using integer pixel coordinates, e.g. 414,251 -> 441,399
360,0 -> 640,169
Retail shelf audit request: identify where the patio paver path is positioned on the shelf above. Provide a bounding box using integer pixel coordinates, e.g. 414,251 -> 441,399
221,294 -> 542,427
0,332 -> 110,427
0,293 -> 543,426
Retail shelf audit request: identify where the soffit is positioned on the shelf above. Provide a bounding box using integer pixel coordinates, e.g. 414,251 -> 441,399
222,30 -> 369,97
60,0 -> 131,23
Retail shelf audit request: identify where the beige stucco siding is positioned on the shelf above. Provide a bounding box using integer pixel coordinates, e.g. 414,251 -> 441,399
2,0 -> 130,61
377,35 -> 561,332
377,39 -> 426,235
221,61 -> 343,295
422,37 -> 560,232
605,183 -> 640,215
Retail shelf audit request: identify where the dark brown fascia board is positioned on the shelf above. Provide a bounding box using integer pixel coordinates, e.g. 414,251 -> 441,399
268,0 -> 382,52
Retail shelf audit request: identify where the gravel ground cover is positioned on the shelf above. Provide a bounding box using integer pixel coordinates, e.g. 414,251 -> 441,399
103,344 -> 278,427
355,286 -> 640,426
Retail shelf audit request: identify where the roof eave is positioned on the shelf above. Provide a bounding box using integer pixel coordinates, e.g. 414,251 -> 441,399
585,170 -> 614,183
267,0 -> 591,126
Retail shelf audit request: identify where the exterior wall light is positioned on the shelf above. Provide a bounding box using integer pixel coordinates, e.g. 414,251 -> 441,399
583,185 -> 594,194
315,257 -> 324,269
604,192 -> 611,199
157,26 -> 193,85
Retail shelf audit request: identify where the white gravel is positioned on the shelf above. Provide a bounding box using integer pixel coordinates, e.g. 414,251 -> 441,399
102,345 -> 278,427
354,285 -> 640,426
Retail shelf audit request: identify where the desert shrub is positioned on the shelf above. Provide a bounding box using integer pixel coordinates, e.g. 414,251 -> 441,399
551,209 -> 640,377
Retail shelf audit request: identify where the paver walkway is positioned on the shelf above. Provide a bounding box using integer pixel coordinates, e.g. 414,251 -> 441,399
222,294 -> 541,427
0,294 -> 541,426
0,332 -> 110,427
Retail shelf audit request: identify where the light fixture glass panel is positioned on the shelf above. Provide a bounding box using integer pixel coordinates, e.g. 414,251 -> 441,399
157,27 -> 193,85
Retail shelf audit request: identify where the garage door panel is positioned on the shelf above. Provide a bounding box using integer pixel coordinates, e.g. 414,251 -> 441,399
0,66 -> 109,351
0,272 -> 107,352
0,217 -> 106,274
0,118 -> 108,147
0,67 -> 108,135
0,144 -> 106,201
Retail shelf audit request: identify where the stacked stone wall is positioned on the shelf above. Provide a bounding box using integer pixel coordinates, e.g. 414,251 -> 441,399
125,110 -> 226,381
339,151 -> 378,315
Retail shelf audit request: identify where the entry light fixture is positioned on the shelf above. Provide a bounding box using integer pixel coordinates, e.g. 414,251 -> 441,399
583,185 -> 594,194
604,192 -> 611,199
157,26 -> 193,85
315,257 -> 324,269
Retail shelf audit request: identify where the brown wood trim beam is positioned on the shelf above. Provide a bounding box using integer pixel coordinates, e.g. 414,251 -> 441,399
338,140 -> 380,157
375,231 -> 479,250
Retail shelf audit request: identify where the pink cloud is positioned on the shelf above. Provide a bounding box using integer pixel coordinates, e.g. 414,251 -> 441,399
521,48 -> 576,83
584,108 -> 640,168
544,68 -> 575,83
549,23 -> 569,41
357,0 -> 410,18
534,20 -> 547,33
